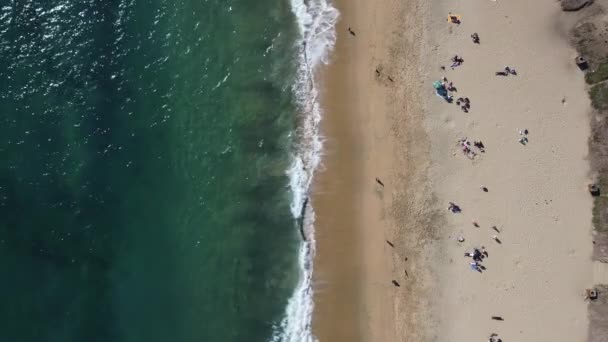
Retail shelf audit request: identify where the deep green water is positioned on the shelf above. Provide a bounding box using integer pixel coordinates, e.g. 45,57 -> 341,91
0,1 -> 302,341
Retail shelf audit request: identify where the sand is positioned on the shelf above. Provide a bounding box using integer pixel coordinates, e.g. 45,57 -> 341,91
312,0 -> 595,341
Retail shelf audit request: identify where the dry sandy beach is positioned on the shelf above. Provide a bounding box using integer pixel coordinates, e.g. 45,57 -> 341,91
312,0 -> 595,341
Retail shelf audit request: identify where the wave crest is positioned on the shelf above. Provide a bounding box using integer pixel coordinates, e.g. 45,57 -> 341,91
271,0 -> 339,341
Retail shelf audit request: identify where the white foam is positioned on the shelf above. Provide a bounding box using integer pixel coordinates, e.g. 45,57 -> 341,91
271,0 -> 339,341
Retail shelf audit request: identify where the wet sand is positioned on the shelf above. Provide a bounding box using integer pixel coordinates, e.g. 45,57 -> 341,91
311,0 -> 434,340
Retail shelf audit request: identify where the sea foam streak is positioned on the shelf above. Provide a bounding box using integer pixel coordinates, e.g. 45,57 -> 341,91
270,0 -> 338,341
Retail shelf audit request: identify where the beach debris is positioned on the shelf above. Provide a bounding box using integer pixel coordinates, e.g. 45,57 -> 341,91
347,27 -> 356,36
589,183 -> 600,196
392,280 -> 401,287
471,32 -> 480,44
448,202 -> 461,213
575,55 -> 589,70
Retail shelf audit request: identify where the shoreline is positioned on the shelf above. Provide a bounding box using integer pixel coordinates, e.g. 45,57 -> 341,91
310,0 -> 596,341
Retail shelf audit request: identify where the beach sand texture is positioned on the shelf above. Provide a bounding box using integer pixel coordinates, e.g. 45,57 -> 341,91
312,0 -> 595,341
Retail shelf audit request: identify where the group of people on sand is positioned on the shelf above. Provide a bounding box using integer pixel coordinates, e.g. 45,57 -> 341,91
465,246 -> 488,272
451,55 -> 464,69
456,96 -> 470,113
441,27 -> 511,341
458,137 -> 485,159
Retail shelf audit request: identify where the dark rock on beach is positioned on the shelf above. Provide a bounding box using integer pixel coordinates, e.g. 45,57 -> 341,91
561,0 -> 593,11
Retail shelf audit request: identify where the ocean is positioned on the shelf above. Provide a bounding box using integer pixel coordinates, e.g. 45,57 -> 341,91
0,1 -> 337,342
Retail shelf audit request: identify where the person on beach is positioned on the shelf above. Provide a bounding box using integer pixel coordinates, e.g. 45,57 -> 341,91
481,185 -> 488,192
451,55 -> 464,69
375,177 -> 385,187
448,202 -> 461,213
347,27 -> 356,36
471,32 -> 480,44
473,249 -> 482,261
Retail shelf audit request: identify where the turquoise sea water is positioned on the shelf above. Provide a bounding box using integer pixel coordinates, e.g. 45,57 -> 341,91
0,1 -> 309,341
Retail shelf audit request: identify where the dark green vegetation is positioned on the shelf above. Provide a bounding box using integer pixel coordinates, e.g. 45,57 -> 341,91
586,60 -> 608,85
590,83 -> 608,111
0,1 -> 301,341
573,2 -> 608,263
586,60 -> 608,111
